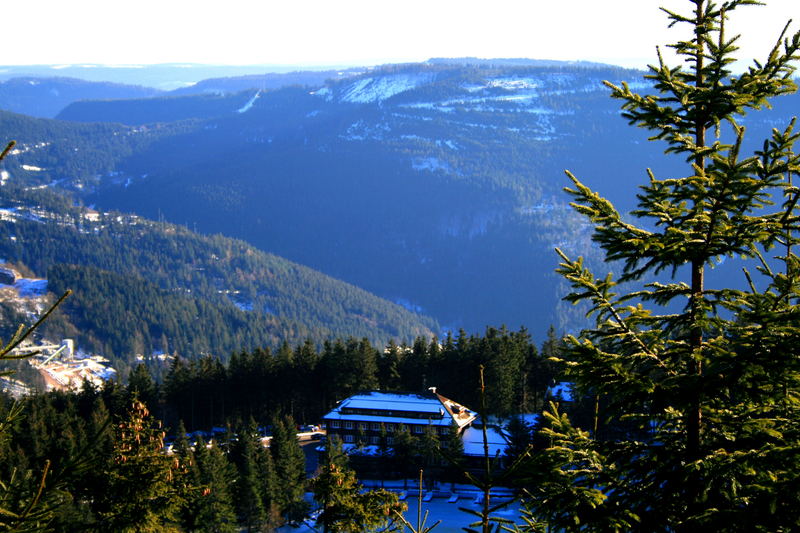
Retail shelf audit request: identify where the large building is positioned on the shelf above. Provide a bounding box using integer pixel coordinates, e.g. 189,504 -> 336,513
321,389 -> 477,447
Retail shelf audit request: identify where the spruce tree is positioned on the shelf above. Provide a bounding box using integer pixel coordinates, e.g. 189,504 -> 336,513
230,421 -> 266,532
311,437 -> 405,533
270,415 -> 308,524
254,428 -> 280,529
525,1 -> 800,531
193,438 -> 238,533
97,399 -> 185,532
127,363 -> 158,414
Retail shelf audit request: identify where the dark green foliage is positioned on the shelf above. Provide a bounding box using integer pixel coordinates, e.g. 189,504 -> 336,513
503,415 -> 534,467
0,279 -> 77,532
525,1 -> 800,531
159,327 -> 557,434
389,328 -> 556,416
192,438 -> 238,533
95,399 -> 185,532
229,422 -> 267,532
270,415 -> 308,524
319,338 -> 379,405
127,363 -> 158,413
312,437 -> 405,533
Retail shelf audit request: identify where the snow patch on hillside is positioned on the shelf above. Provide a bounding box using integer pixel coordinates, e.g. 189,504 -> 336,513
395,298 -> 425,314
15,279 -> 47,297
487,77 -> 540,90
0,277 -> 48,298
400,136 -> 459,150
340,73 -> 434,103
237,90 -> 261,113
412,157 -> 451,173
233,300 -> 253,312
340,120 -> 391,141
311,87 -> 332,101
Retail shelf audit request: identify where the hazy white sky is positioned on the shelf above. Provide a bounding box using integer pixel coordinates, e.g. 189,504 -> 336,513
4,0 -> 798,69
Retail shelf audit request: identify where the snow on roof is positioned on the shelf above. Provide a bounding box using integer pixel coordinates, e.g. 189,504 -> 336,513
323,391 -> 476,428
461,426 -> 509,457
324,412 -> 451,427
340,391 -> 443,413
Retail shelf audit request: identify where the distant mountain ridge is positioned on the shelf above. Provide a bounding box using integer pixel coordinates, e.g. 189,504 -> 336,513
0,58 -> 621,118
0,77 -> 161,118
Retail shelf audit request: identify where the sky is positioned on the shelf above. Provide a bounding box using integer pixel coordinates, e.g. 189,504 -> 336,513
4,0 -> 798,70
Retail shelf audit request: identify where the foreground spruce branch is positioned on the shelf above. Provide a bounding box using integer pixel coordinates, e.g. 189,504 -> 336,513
523,1 -> 800,531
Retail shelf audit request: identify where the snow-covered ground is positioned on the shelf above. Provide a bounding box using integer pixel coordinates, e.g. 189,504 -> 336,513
237,90 -> 261,113
14,278 -> 48,297
412,157 -> 452,174
336,72 -> 436,104
280,493 -> 522,532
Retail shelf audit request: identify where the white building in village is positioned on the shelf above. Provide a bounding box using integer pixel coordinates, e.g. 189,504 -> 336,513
320,389 -> 509,461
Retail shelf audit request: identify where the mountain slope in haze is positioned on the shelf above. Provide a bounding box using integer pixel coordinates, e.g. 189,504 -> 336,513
57,90 -> 260,125
0,66 -> 365,121
16,61 -> 800,338
0,185 -> 438,372
81,62 -> 665,336
169,68 -> 366,95
0,77 -> 161,118
0,64 -> 317,90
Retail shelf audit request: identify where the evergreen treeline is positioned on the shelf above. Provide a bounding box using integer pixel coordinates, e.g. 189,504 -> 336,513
0,325 -> 561,532
0,384 -> 314,532
158,326 -> 560,433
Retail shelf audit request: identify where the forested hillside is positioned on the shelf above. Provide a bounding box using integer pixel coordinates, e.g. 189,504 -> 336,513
0,185 -> 437,373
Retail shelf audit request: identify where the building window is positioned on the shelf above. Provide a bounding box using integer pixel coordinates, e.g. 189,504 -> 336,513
344,434 -> 354,443
330,420 -> 340,429
371,422 -> 381,431
413,425 -> 424,434
387,436 -> 394,445
370,436 -> 379,444
358,422 -> 367,431
344,421 -> 353,430
439,427 -> 449,436
386,424 -> 394,432
328,433 -> 338,441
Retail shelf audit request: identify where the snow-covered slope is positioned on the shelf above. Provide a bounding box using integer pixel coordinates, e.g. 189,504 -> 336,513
337,72 -> 437,103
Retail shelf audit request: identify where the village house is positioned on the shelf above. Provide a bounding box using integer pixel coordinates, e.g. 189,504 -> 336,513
321,388 -> 512,464
321,389 -> 477,447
